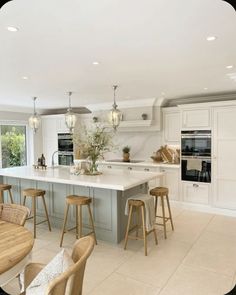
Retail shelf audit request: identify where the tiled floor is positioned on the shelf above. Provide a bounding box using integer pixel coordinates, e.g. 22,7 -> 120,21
3,205 -> 236,295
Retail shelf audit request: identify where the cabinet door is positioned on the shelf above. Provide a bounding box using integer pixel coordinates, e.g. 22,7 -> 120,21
57,116 -> 68,133
183,182 -> 209,204
41,118 -> 58,166
213,106 -> 236,209
161,168 -> 180,200
182,108 -> 211,129
163,110 -> 180,143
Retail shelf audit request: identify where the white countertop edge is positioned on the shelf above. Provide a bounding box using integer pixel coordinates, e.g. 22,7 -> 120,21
98,161 -> 180,169
0,167 -> 164,192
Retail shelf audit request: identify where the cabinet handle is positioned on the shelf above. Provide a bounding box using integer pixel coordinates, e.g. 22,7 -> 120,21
144,168 -> 150,171
193,183 -> 199,188
107,165 -> 112,169
128,167 -> 132,170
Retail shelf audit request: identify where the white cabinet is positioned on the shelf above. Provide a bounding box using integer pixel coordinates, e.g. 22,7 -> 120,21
41,117 -> 58,166
160,167 -> 180,201
180,107 -> 211,129
213,106 -> 236,209
182,182 -> 210,204
162,107 -> 180,143
57,116 -> 68,133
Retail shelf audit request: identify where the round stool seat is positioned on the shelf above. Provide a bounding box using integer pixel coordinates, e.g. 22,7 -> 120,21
66,195 -> 92,206
150,187 -> 169,197
23,188 -> 46,197
128,199 -> 144,207
0,184 -> 12,191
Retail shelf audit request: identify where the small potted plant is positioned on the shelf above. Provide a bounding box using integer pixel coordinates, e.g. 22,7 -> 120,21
122,146 -> 130,162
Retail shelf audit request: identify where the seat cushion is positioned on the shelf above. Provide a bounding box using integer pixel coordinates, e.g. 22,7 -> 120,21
25,249 -> 74,295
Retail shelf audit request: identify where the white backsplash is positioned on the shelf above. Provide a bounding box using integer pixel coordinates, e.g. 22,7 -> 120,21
104,131 -> 163,161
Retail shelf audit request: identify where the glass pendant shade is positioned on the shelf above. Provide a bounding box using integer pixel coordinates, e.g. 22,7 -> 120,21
65,91 -> 77,133
110,107 -> 122,131
29,97 -> 41,133
109,85 -> 122,131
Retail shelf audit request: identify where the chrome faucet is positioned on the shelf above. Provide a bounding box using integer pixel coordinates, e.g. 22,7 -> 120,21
51,150 -> 59,168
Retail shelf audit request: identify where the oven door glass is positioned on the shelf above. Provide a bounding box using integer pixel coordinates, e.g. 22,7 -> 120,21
181,137 -> 211,157
181,158 -> 211,183
58,154 -> 74,166
58,138 -> 73,152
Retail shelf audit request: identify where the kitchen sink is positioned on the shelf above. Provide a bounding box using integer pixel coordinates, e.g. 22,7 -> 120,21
106,159 -> 144,163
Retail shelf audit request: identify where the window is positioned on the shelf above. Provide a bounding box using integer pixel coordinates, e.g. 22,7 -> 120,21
0,125 -> 27,168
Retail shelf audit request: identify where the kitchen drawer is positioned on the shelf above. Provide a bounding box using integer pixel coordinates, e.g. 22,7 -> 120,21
183,182 -> 210,204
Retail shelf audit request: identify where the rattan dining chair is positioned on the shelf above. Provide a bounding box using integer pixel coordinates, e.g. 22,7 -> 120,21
0,203 -> 30,226
20,236 -> 95,295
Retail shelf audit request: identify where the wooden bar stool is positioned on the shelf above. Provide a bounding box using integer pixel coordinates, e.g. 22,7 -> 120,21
150,187 -> 174,239
124,199 -> 158,256
60,195 -> 97,247
22,188 -> 51,238
0,184 -> 14,204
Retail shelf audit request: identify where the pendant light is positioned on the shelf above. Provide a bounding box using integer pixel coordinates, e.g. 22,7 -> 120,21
28,97 -> 41,133
110,85 -> 122,131
65,91 -> 77,133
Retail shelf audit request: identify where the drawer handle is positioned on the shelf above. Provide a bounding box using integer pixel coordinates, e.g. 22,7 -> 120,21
128,167 -> 132,170
144,168 -> 150,171
107,165 -> 112,169
193,183 -> 199,188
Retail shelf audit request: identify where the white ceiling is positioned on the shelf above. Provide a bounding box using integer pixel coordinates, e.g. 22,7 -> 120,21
0,0 -> 236,111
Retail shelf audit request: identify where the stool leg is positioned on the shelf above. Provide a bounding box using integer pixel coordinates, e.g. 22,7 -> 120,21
87,204 -> 97,245
153,228 -> 158,245
42,195 -> 51,231
124,205 -> 133,250
0,191 -> 3,203
161,196 -> 167,239
23,195 -> 26,206
60,203 -> 69,247
166,195 -> 174,231
75,205 -> 79,239
32,197 -> 36,238
154,196 -> 158,217
136,207 -> 139,238
141,205 -> 147,256
8,189 -> 14,204
78,205 -> 82,239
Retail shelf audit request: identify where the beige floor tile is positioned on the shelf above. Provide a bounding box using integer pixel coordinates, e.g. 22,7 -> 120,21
159,265 -> 233,295
117,250 -> 182,287
183,231 -> 236,276
89,272 -> 160,295
206,215 -> 236,237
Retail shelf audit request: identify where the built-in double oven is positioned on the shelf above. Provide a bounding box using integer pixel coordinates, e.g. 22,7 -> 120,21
181,130 -> 211,183
57,133 -> 74,165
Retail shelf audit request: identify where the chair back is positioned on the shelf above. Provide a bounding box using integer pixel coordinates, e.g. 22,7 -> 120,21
46,236 -> 95,295
0,203 -> 30,226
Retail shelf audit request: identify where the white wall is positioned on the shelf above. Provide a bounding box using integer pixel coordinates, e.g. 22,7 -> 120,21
105,131 -> 163,160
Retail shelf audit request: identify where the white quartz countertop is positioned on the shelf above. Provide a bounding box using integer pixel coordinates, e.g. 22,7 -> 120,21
0,166 -> 164,191
99,160 -> 180,169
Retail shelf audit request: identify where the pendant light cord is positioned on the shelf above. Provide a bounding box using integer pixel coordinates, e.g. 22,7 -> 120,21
68,91 -> 72,111
33,97 -> 37,115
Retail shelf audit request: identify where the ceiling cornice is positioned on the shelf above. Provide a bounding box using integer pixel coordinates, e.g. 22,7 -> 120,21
164,91 -> 236,107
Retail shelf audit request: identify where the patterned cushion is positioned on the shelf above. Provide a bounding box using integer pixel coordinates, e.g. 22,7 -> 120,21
25,249 -> 73,295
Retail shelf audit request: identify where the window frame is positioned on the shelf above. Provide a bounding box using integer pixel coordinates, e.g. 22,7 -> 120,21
0,120 -> 33,168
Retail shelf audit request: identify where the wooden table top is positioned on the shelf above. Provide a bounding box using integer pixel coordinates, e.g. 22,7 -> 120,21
0,221 -> 34,275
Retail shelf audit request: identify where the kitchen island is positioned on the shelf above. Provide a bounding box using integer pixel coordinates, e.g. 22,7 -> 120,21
0,166 -> 163,243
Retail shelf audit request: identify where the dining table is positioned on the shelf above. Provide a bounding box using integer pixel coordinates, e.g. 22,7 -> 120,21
0,220 -> 34,295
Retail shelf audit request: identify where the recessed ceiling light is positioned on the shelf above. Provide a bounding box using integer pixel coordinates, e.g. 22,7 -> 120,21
226,65 -> 233,69
22,76 -> 28,80
161,92 -> 165,96
204,87 -> 208,90
92,62 -> 99,65
206,36 -> 217,41
7,26 -> 19,32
